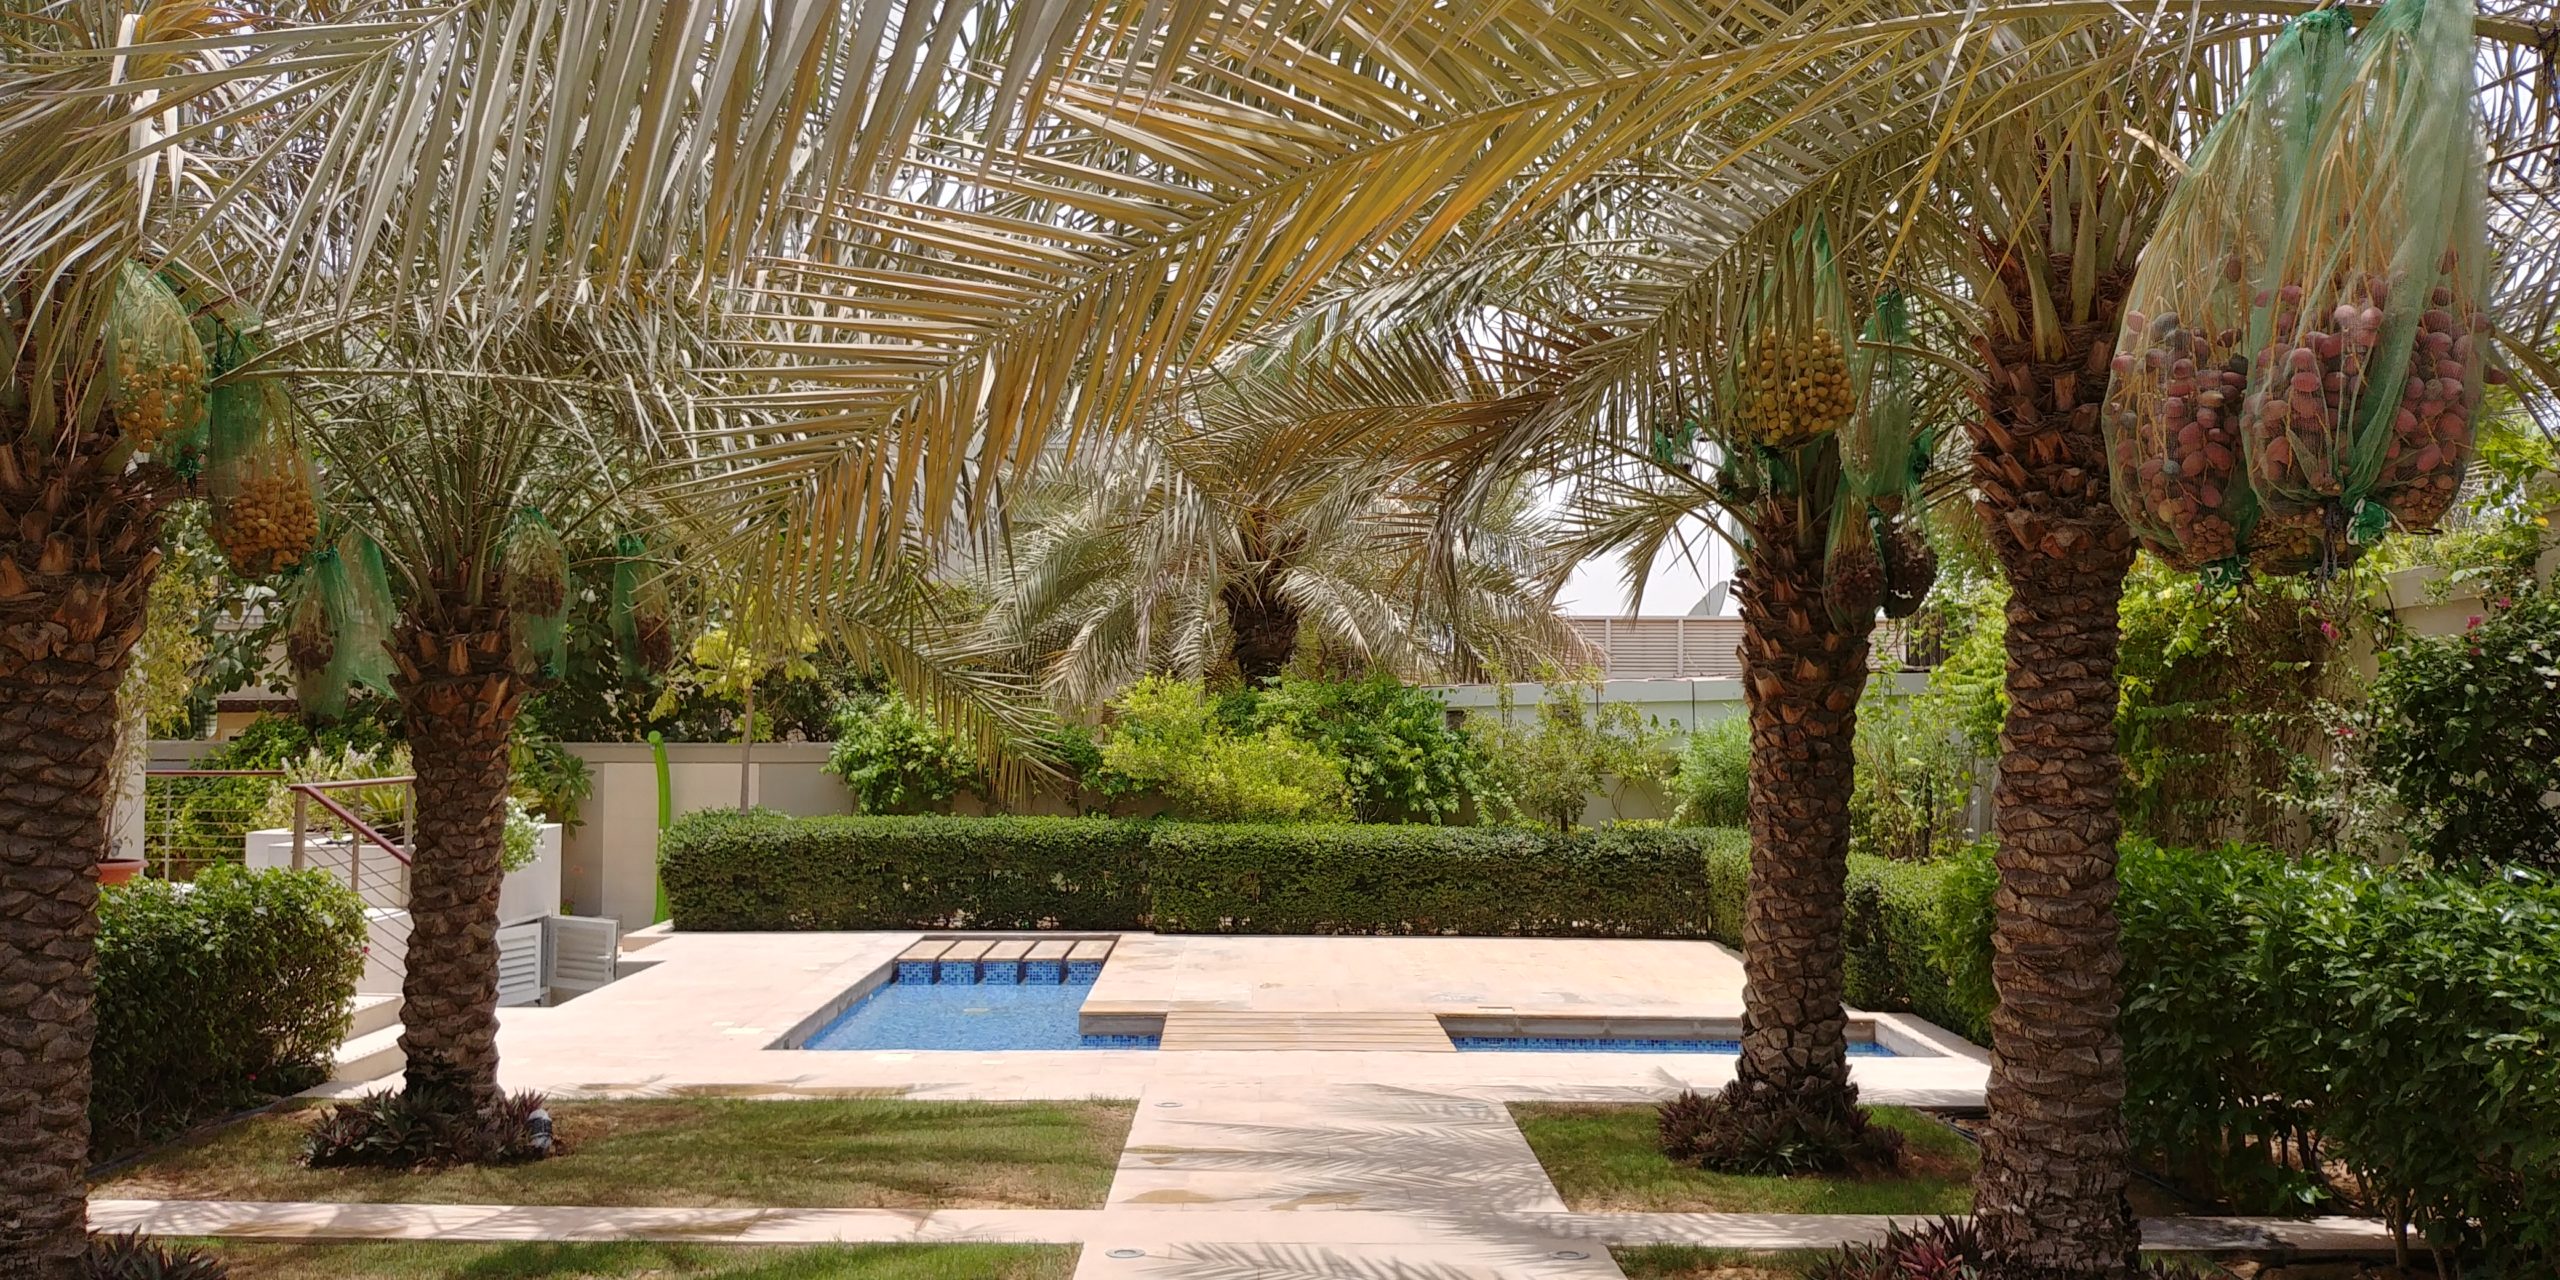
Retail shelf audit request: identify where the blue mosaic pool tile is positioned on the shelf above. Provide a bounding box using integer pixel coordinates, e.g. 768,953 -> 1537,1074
1065,960 -> 1103,985
936,960 -> 979,984
981,961 -> 1020,985
803,976 -> 1152,1051
1023,960 -> 1064,984
894,961 -> 937,984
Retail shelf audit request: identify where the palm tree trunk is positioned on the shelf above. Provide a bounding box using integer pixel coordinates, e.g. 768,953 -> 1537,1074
0,428 -> 164,1279
1691,501 -> 1882,1167
1220,573 -> 1301,683
1967,292 -> 2142,1274
389,613 -> 523,1119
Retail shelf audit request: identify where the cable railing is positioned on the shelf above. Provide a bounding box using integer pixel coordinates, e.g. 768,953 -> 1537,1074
141,769 -> 283,882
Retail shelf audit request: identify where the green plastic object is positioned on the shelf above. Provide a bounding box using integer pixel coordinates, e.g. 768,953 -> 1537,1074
650,730 -> 672,925
2102,9 -> 2352,573
2243,0 -> 2489,570
500,507 -> 570,681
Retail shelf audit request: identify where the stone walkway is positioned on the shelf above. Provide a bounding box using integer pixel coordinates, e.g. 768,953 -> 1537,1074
107,934 -> 2397,1276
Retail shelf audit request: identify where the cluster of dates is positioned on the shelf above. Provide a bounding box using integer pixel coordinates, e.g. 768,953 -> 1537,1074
2245,262 -> 2482,551
2107,291 -> 2254,568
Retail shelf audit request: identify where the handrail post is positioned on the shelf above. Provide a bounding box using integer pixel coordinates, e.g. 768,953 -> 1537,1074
291,789 -> 308,872
349,816 -> 362,901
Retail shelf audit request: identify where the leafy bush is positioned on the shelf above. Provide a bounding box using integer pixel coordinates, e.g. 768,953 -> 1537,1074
92,865 -> 367,1156
1839,847 -> 1994,1043
2368,587 -> 2560,869
2116,844 -> 2560,1265
1849,675 -> 1983,862
1668,715 -> 1749,827
1803,1218 -> 2199,1280
660,809 -> 1152,930
1241,674 -> 1491,823
304,1083 -> 558,1169
86,1234 -> 230,1280
1470,670 -> 1676,830
254,742 -> 412,836
825,689 -> 982,813
1090,676 -> 1347,822
1147,823 -> 1744,935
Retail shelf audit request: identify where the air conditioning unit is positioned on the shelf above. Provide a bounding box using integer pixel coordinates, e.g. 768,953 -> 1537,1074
496,920 -> 545,1007
543,915 -> 622,997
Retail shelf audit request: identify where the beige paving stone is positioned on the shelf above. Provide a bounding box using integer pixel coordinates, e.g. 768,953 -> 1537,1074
896,940 -> 952,962
1072,1238 -> 1628,1279
1107,1083 -> 1569,1217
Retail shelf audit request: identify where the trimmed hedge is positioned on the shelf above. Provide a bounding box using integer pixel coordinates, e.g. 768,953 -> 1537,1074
662,810 -> 1749,937
1148,823 -> 1742,935
93,864 -> 366,1156
659,810 -> 1151,930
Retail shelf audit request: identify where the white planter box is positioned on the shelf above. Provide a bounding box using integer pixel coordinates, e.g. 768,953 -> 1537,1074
245,822 -> 562,925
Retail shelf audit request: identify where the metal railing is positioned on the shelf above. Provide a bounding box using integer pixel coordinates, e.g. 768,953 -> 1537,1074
142,769 -> 283,882
286,776 -> 416,910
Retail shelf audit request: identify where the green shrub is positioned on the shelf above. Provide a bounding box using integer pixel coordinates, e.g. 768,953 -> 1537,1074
92,865 -> 367,1157
661,809 -> 1746,938
2369,587 -> 2560,869
1838,847 -> 1994,1043
1243,674 -> 1492,823
1470,670 -> 1677,830
659,809 -> 1152,930
824,689 -> 982,814
1147,823 -> 1745,935
1668,715 -> 1750,827
1091,677 -> 1347,822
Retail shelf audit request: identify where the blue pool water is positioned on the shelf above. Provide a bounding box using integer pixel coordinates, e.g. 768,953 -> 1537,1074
804,977 -> 1158,1051
1451,1036 -> 1897,1055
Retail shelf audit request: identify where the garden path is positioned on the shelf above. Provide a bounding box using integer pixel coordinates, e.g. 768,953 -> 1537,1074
97,933 -> 2398,1275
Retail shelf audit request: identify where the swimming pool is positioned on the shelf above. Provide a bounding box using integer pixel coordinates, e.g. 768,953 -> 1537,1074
802,969 -> 1158,1051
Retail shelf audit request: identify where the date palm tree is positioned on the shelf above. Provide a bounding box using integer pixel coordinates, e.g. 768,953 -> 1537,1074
2,0 -> 1071,1261
296,298 -> 1023,1135
979,303 -> 1577,703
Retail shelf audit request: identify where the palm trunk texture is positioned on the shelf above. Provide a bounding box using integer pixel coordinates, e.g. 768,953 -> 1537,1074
1966,267 -> 2143,1274
388,608 -> 524,1120
1220,571 -> 1301,683
1698,500 -> 1882,1164
0,423 -> 164,1279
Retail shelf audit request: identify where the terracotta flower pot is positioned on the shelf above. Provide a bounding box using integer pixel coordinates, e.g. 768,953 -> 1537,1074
98,858 -> 147,887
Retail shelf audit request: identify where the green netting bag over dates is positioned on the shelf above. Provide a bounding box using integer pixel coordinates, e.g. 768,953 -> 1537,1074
2104,10 -> 2351,574
1833,287 -> 1936,622
103,262 -> 207,454
500,507 -> 570,681
287,530 -> 397,720
2241,0 -> 2490,572
206,378 -> 321,577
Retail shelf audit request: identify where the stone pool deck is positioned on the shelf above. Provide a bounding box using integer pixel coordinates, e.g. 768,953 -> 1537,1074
146,931 -> 2403,1278
445,930 -> 1988,1106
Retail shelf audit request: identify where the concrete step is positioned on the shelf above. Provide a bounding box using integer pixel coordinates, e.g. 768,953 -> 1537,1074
331,1024 -> 404,1084
1157,1011 -> 1454,1052
347,993 -> 402,1040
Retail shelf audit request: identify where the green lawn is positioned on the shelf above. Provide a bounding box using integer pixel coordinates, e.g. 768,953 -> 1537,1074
96,1099 -> 1133,1210
1611,1247 -> 1816,1279
184,1241 -> 1076,1280
1510,1104 -> 1976,1214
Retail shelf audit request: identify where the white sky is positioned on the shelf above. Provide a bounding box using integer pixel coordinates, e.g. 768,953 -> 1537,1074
1554,513 -> 1735,616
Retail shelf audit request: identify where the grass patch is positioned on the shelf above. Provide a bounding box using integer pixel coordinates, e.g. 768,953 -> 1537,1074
97,1099 -> 1133,1210
1511,1103 -> 1975,1215
1611,1247 -> 1816,1279
184,1241 -> 1077,1279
